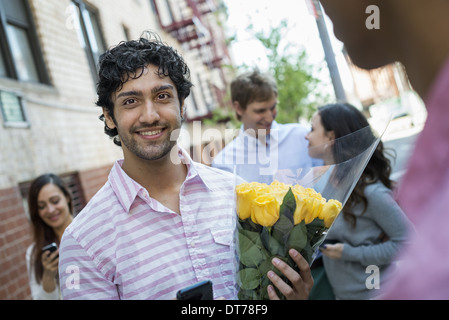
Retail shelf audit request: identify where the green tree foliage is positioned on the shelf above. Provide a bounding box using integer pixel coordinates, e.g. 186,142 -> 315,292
248,20 -> 330,122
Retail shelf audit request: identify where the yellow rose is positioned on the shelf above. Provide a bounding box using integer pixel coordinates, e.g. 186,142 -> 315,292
305,197 -> 326,224
253,184 -> 271,196
270,180 -> 290,190
293,196 -> 306,225
236,183 -> 256,220
251,194 -> 280,227
293,190 -> 326,224
269,181 -> 290,205
320,199 -> 342,227
304,188 -> 323,200
292,184 -> 306,197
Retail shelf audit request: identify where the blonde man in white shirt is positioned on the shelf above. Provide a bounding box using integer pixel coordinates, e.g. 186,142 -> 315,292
212,69 -> 320,183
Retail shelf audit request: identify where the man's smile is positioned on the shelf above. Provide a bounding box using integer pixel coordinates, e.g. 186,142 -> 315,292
139,129 -> 163,136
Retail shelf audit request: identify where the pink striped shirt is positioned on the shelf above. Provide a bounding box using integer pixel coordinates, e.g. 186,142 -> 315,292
59,147 -> 238,300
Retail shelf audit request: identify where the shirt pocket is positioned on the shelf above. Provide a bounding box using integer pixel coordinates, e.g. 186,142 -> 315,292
210,226 -> 233,247
209,225 -> 236,282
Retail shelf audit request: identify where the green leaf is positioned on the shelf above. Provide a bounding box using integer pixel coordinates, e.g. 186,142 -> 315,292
288,221 -> 308,252
271,187 -> 296,247
260,228 -> 284,256
272,214 -> 294,249
300,242 -> 314,265
238,228 -> 261,249
306,218 -> 327,245
258,256 -> 286,277
240,245 -> 265,267
238,229 -> 265,267
279,188 -> 296,222
238,218 -> 262,233
237,268 -> 261,290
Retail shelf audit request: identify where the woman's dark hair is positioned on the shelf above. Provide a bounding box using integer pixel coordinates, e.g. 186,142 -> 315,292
318,103 -> 395,227
96,31 -> 193,146
28,173 -> 73,284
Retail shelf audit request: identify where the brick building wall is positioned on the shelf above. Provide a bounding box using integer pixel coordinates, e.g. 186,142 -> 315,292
78,164 -> 112,202
0,187 -> 33,300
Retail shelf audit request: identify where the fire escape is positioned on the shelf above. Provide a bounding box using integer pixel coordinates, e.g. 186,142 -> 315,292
151,0 -> 232,121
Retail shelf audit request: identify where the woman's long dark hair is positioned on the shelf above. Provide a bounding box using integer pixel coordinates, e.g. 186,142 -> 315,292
318,103 -> 395,227
28,174 -> 73,284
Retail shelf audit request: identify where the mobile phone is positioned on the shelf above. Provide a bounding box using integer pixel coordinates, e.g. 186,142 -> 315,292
42,242 -> 58,253
176,280 -> 213,300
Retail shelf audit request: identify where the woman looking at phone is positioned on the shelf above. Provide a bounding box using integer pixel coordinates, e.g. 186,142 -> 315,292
26,173 -> 74,299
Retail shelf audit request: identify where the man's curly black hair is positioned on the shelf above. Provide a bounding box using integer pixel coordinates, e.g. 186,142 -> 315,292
96,31 -> 193,146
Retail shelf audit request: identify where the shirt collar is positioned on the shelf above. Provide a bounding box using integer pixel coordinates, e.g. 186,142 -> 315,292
108,159 -> 143,213
178,146 -> 217,191
108,145 -> 215,213
239,120 -> 279,145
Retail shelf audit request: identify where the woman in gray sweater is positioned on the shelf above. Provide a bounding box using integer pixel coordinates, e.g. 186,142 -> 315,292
306,103 -> 412,299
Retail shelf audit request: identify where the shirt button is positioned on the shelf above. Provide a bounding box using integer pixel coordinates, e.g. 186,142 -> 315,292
190,242 -> 196,248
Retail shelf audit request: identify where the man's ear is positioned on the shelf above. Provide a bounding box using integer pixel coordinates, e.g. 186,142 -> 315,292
232,101 -> 243,117
102,107 -> 116,129
180,100 -> 186,120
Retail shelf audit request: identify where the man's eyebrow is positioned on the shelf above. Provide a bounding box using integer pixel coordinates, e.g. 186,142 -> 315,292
151,84 -> 175,94
115,85 -> 175,100
115,90 -> 142,100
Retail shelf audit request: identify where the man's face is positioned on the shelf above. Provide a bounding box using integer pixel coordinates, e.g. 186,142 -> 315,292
235,93 -> 278,137
320,0 -> 393,70
103,64 -> 184,162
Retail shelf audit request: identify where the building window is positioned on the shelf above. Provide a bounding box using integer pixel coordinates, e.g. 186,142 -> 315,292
0,0 -> 49,83
0,46 -> 7,77
70,0 -> 106,82
0,90 -> 29,128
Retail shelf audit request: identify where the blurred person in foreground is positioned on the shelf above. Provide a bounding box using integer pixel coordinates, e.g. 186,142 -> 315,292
58,32 -> 312,300
319,0 -> 449,298
26,173 -> 74,299
212,69 -> 320,183
306,103 -> 412,299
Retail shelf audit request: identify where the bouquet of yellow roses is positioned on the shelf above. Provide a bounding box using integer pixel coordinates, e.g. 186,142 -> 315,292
235,180 -> 342,299
233,122 -> 391,300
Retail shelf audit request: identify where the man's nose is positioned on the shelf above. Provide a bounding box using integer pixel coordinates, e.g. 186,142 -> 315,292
267,110 -> 276,122
140,101 -> 161,123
